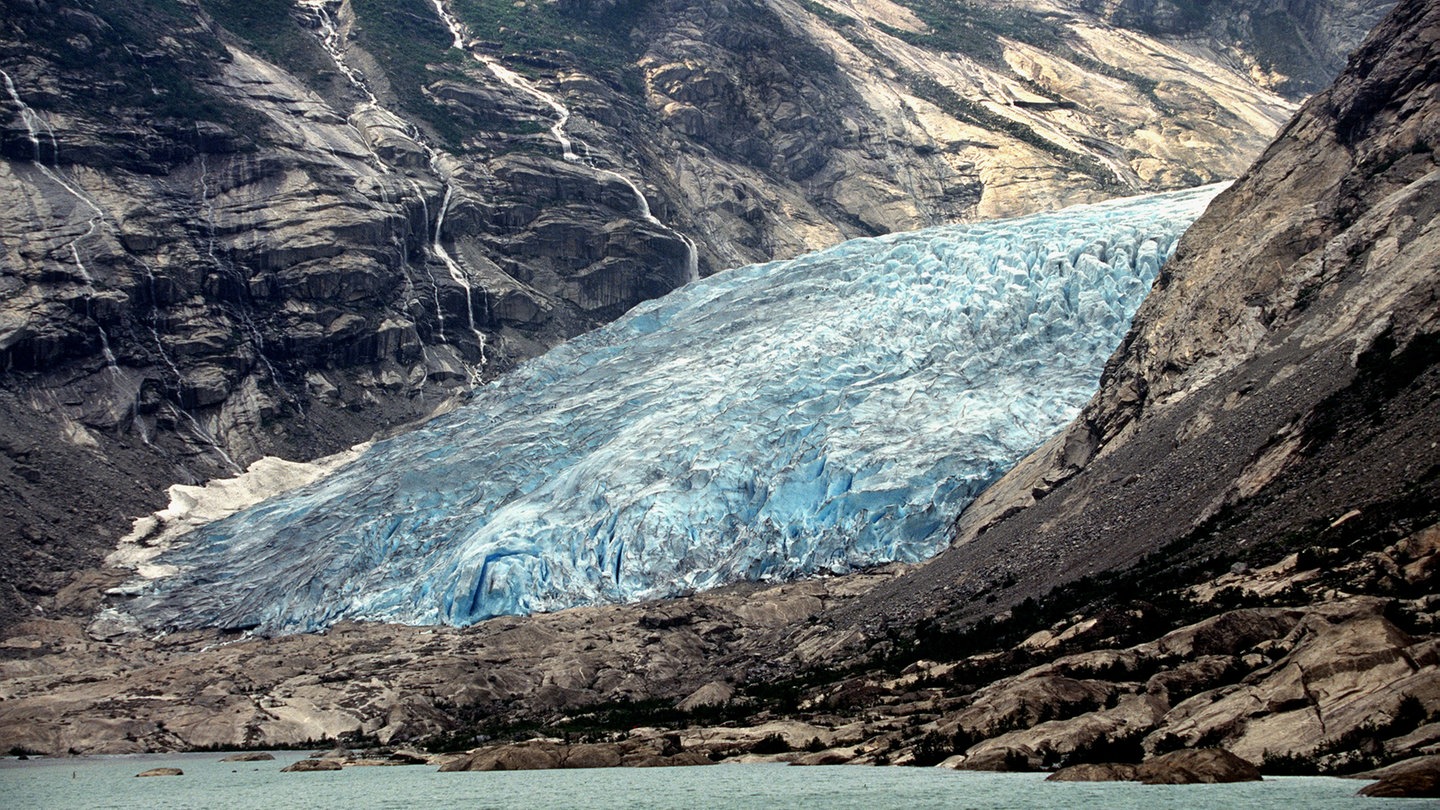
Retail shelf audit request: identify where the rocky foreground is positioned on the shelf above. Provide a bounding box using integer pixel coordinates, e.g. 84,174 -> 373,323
4,518 -> 1439,787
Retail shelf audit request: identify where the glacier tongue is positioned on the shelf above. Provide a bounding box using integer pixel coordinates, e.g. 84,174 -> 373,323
132,186 -> 1222,633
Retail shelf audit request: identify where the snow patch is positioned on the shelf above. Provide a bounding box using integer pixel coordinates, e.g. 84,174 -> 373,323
108,445 -> 369,585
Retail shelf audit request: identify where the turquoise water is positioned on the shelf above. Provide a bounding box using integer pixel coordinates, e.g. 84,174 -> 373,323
0,752 -> 1414,809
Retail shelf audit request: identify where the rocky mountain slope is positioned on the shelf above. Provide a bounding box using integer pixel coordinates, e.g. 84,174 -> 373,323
0,0 -> 1382,626
0,0 -> 1434,767
767,0 -> 1440,769
827,0 -> 1440,643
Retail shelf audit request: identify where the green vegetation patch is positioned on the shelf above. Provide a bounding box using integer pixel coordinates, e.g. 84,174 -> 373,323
349,0 -> 475,148
798,0 -> 857,29
4,0 -> 245,128
884,0 -> 1065,64
201,0 -> 334,88
451,0 -> 652,92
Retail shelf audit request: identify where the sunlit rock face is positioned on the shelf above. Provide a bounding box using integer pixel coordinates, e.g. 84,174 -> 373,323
130,186 -> 1220,634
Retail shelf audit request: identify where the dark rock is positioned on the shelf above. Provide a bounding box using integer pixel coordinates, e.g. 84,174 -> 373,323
666,751 -> 715,767
218,752 -> 274,762
1047,749 -> 1260,784
1136,749 -> 1262,785
561,743 -> 624,769
281,759 -> 343,772
1046,762 -> 1139,782
1078,0 -> 1390,96
1356,756 -> 1440,797
1358,771 -> 1440,798
439,738 -> 717,772
439,741 -> 564,772
135,767 -> 183,777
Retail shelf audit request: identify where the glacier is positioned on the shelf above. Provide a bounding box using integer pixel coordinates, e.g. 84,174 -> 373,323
130,186 -> 1221,634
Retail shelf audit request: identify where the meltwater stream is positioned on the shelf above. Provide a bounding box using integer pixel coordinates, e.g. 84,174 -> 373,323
131,186 -> 1221,633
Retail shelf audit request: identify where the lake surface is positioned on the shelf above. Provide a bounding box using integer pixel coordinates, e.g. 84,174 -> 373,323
0,752 -> 1408,809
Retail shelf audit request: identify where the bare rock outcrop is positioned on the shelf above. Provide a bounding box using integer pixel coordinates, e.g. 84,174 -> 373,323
280,759 -> 342,773
1356,756 -> 1440,797
0,570 -> 902,755
1049,748 -> 1260,784
1046,762 -> 1138,782
135,767 -> 183,777
823,0 -> 1440,672
218,752 -> 274,762
913,520 -> 1440,774
1135,748 -> 1262,784
438,734 -> 714,772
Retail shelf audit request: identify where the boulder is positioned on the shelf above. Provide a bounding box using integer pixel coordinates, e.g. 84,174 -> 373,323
135,767 -> 183,777
281,758 -> 343,772
1356,756 -> 1440,798
1135,749 -> 1261,784
219,752 -> 275,762
1046,762 -> 1138,781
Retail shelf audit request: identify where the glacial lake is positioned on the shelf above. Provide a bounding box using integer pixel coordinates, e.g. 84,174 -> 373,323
0,752 -> 1414,809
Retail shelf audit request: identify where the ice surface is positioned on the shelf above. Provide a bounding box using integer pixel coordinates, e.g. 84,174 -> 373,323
131,186 -> 1221,633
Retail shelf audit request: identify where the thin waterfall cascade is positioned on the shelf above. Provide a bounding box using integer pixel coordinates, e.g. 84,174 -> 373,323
429,0 -> 700,284
298,0 -> 490,382
432,180 -> 488,381
195,155 -> 302,410
3,68 -> 123,378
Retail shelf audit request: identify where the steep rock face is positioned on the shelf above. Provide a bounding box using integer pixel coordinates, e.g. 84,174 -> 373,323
823,0 -> 1439,658
1078,0 -> 1394,97
0,0 -> 1384,627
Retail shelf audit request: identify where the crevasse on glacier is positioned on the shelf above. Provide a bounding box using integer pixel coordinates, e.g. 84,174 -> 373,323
131,186 -> 1221,634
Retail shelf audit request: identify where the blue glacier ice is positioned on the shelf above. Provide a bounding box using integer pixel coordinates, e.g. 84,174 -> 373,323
131,186 -> 1221,634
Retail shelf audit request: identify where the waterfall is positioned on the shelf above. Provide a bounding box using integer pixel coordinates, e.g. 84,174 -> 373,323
3,68 -> 123,379
196,155 -> 302,410
412,182 -> 449,344
428,0 -> 700,284
299,0 -> 488,382
432,180 -> 488,379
